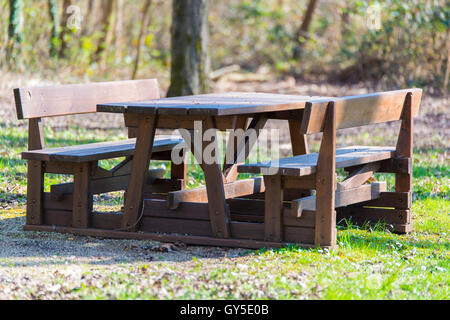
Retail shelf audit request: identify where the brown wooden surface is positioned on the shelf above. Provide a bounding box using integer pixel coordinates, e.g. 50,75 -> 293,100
22,138 -> 181,162
72,163 -> 92,228
292,182 -> 386,217
263,175 -> 284,242
300,89 -> 422,134
98,92 -> 327,116
15,79 -> 160,119
26,160 -> 44,225
315,102 -> 337,247
238,146 -> 396,176
121,116 -> 157,231
395,93 -> 413,193
24,224 -> 324,249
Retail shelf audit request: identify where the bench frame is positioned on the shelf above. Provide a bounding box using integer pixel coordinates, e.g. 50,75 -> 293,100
15,80 -> 187,230
245,90 -> 420,248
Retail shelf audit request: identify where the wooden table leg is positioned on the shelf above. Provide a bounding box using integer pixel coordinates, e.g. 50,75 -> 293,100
288,119 -> 309,156
121,115 -> 157,231
180,117 -> 231,238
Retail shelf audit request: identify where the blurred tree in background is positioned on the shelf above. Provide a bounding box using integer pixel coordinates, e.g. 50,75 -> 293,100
167,0 -> 210,96
0,0 -> 448,95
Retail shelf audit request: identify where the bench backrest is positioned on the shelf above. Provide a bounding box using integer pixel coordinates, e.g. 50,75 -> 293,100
14,79 -> 161,120
300,89 -> 422,134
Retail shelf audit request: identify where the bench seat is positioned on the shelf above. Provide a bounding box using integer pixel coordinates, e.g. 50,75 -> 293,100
238,146 -> 396,176
22,138 -> 182,162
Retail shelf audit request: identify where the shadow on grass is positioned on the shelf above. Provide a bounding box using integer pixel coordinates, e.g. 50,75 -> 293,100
0,216 -> 238,267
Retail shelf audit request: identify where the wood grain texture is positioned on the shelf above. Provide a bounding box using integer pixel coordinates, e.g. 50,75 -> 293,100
315,102 -> 337,247
98,92 -> 327,116
72,163 -> 92,228
26,160 -> 44,225
22,138 -> 181,162
263,175 -> 284,242
300,89 -> 422,134
15,79 -> 160,119
238,146 -> 395,176
121,116 -> 157,231
395,93 -> 413,193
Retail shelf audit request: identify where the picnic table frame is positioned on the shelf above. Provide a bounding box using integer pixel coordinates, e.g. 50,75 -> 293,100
94,92 -> 319,248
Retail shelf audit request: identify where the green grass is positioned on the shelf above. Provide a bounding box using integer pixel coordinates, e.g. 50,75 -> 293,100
0,121 -> 448,299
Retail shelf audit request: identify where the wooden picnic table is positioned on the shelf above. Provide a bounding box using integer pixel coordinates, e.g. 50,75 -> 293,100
97,92 -> 328,240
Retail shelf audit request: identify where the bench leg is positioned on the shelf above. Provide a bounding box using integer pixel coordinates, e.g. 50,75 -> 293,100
315,102 -> 337,248
72,162 -> 92,228
26,160 -> 44,225
394,93 -> 414,233
264,175 -> 283,242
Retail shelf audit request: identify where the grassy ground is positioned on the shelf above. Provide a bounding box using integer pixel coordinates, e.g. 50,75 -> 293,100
0,73 -> 448,299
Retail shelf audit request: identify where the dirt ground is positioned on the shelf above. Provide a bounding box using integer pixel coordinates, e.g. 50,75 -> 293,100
0,71 -> 448,299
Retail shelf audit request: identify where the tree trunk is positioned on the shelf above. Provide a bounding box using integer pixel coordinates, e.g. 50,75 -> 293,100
167,0 -> 210,97
92,0 -> 114,63
47,0 -> 59,58
58,0 -> 72,58
114,0 -> 125,60
132,0 -> 152,79
7,0 -> 24,60
293,0 -> 318,60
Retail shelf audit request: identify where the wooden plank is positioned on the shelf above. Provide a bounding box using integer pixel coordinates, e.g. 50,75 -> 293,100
50,168 -> 165,198
315,102 -> 337,247
282,175 -> 316,189
395,93 -> 413,194
167,177 -> 265,210
122,116 -> 157,231
26,160 -> 44,225
337,207 -> 411,225
238,146 -> 395,176
141,217 -> 213,237
99,92 -> 320,116
43,193 -> 73,211
44,210 -> 123,230
289,118 -> 309,156
22,138 -> 181,162
72,163 -> 92,228
143,199 -> 210,220
23,224 -> 323,249
337,162 -> 381,190
263,175 -> 283,242
222,116 -> 248,183
300,89 -> 422,134
359,192 -> 411,209
292,182 -> 387,217
15,79 -> 160,119
28,118 -> 45,150
284,226 -> 315,244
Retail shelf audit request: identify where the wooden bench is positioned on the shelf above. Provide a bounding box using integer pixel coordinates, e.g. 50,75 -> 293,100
14,79 -> 186,229
239,89 -> 423,248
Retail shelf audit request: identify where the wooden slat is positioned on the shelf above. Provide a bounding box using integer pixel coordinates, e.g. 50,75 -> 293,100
337,162 -> 380,190
28,118 -> 45,150
263,175 -> 284,242
121,116 -> 157,231
238,146 -> 395,176
359,192 -> 411,209
396,93 -> 413,193
292,182 -> 387,217
72,163 -> 92,228
24,224 -> 323,249
300,89 -> 422,134
143,199 -> 210,220
22,138 -> 181,162
15,79 -> 160,119
315,102 -> 336,247
167,177 -> 266,210
44,210 -> 123,230
26,160 -> 44,225
337,207 -> 411,225
50,168 -> 165,198
98,92 -> 323,116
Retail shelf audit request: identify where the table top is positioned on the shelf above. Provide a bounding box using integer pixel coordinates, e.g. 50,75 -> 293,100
97,92 -> 331,116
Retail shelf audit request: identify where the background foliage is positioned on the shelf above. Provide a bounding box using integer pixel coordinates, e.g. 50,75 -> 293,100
0,0 -> 448,94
